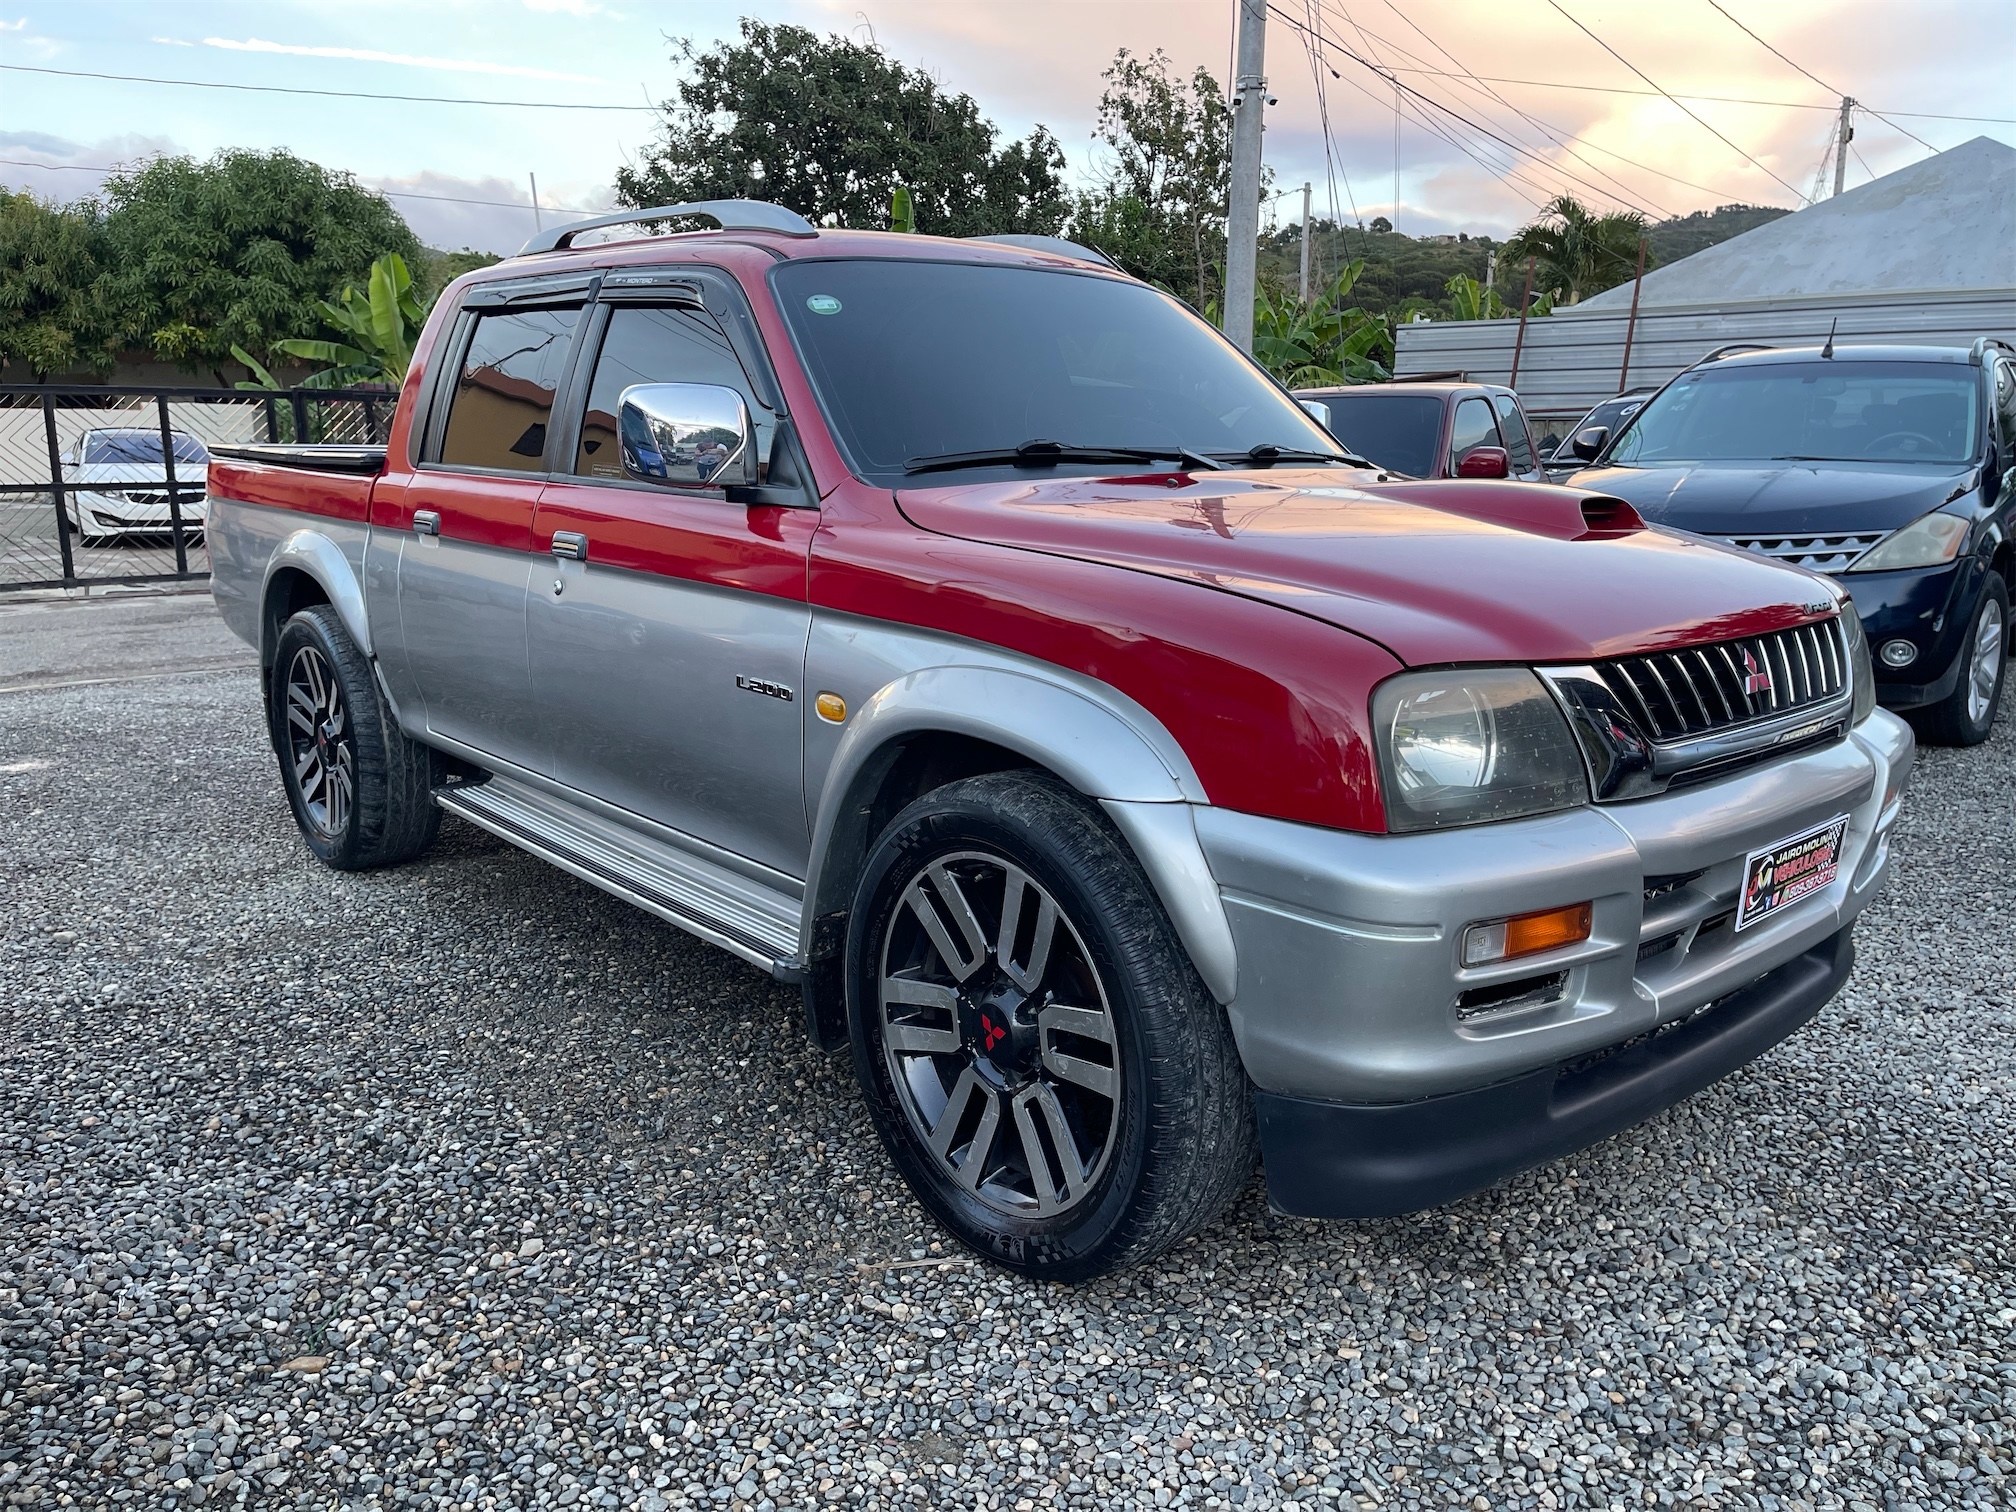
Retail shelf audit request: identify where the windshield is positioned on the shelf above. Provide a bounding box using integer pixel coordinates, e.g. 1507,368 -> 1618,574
82,431 -> 210,465
771,259 -> 1341,482
1608,361 -> 1979,466
1307,393 -> 1443,477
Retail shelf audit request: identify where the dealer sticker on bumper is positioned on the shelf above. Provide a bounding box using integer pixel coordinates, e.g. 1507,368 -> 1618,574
1736,813 -> 1851,931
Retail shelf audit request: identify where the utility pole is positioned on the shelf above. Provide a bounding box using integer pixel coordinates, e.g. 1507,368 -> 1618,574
1832,97 -> 1855,196
1223,0 -> 1268,353
1298,182 -> 1312,304
529,172 -> 543,232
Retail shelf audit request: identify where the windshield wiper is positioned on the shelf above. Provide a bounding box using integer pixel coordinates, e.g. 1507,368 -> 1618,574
1210,443 -> 1369,469
904,439 -> 1225,475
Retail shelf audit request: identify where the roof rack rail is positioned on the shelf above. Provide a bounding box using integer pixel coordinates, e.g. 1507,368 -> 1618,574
1698,342 -> 1778,363
520,199 -> 817,256
964,233 -> 1119,269
1970,335 -> 2016,364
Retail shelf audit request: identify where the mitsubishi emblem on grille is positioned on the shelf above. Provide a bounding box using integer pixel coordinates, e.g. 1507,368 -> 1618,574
1741,648 -> 1772,697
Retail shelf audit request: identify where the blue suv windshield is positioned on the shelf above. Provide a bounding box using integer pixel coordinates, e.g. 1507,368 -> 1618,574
772,258 -> 1341,482
1609,361 -> 1979,466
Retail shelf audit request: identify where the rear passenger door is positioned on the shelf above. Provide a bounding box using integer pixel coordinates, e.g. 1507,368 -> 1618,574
380,276 -> 591,769
528,273 -> 818,880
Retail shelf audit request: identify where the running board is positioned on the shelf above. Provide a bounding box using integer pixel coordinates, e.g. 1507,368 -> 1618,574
435,776 -> 802,977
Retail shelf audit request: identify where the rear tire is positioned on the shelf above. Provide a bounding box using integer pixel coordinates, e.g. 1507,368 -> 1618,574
1911,574 -> 2007,746
270,605 -> 442,870
845,771 -> 1255,1282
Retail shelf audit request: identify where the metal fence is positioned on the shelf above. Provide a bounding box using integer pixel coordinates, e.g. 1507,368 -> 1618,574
0,385 -> 394,592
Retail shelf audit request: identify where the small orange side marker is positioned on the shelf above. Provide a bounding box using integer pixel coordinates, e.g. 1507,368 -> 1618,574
1462,901 -> 1593,967
815,691 -> 848,724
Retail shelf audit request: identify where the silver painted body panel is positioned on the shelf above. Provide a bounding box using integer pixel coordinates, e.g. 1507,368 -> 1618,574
396,532 -> 541,768
529,554 -> 812,878
208,497 -> 373,656
1196,708 -> 1914,1104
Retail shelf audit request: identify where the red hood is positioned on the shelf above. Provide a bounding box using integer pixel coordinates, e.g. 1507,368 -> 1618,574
896,470 -> 1840,665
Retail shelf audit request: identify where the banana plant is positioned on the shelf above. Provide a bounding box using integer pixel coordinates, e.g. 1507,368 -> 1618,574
276,253 -> 430,390
889,186 -> 916,234
1445,272 -> 1554,323
1226,261 -> 1392,387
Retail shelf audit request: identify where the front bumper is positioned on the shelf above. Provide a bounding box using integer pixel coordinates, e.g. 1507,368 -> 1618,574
72,491 -> 209,535
1195,709 -> 1913,1214
1846,558 -> 1980,710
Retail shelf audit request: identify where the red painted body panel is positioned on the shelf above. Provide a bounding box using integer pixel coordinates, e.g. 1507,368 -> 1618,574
533,480 -> 814,600
206,457 -> 374,522
892,472 -> 1836,666
806,478 -> 1399,831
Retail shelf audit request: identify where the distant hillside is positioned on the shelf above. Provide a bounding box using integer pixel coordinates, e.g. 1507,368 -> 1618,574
1646,204 -> 1792,265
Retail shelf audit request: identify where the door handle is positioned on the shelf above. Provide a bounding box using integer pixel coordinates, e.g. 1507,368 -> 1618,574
550,531 -> 589,561
412,510 -> 440,536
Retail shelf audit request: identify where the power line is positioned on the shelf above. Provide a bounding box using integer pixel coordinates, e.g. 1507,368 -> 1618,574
0,157 -> 602,216
1367,66 -> 2013,124
1698,0 -> 1940,152
1539,0 -> 1805,200
0,62 -> 657,112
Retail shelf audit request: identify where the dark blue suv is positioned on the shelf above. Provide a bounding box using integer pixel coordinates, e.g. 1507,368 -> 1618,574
1569,340 -> 2016,744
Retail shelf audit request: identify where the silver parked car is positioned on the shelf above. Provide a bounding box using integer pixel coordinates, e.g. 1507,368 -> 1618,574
64,428 -> 211,546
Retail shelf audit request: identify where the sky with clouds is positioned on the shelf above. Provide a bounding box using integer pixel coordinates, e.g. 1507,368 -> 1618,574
2,0 -> 2012,255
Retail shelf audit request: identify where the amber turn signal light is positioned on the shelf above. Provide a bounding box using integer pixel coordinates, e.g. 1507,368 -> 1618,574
815,691 -> 848,723
1461,901 -> 1593,967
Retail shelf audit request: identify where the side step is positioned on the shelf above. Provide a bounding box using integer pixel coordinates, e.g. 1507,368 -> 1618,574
435,776 -> 803,977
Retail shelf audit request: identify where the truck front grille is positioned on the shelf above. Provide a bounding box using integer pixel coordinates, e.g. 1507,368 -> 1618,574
1713,532 -> 1886,573
1595,618 -> 1848,742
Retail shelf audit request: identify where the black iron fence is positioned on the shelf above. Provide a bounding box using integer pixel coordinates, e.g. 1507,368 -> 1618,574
0,384 -> 394,592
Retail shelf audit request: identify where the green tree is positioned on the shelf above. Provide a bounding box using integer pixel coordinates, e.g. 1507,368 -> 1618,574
235,252 -> 429,391
417,246 -> 501,301
616,20 -> 1068,237
95,148 -> 420,378
1067,49 -> 1234,312
0,190 -> 113,379
1214,263 -> 1392,388
1499,195 -> 1651,305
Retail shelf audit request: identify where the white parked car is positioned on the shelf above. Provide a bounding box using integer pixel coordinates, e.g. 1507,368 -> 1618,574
64,428 -> 211,546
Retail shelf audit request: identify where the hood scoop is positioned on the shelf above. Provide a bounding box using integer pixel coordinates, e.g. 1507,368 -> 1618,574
1309,478 -> 1643,539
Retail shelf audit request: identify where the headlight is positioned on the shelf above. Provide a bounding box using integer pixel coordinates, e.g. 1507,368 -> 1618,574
1839,607 -> 1876,723
1847,511 -> 1968,572
1372,668 -> 1590,832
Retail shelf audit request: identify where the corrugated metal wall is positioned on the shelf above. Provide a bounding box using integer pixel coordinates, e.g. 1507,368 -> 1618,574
1393,288 -> 2016,424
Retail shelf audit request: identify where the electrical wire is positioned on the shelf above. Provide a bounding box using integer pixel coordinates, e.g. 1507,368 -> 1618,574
1539,0 -> 1806,200
0,62 -> 656,111
1699,0 -> 1941,153
0,157 -> 601,215
1366,67 -> 2014,125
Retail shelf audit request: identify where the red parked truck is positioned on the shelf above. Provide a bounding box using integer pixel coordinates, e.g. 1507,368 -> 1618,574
207,203 -> 1914,1281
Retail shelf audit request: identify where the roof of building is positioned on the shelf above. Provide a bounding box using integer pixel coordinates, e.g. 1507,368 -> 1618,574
1577,135 -> 2016,311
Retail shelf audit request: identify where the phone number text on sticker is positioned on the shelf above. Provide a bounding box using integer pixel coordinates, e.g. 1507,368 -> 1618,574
1736,814 -> 1850,931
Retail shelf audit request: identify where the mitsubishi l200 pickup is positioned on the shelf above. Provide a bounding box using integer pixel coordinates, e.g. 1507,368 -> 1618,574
207,201 -> 1914,1281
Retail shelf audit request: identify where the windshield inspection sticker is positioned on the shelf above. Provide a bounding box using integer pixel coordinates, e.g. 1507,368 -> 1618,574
1735,813 -> 1850,931
806,294 -> 843,315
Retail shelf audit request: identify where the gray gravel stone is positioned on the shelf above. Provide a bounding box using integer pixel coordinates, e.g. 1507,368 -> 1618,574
0,595 -> 2011,1512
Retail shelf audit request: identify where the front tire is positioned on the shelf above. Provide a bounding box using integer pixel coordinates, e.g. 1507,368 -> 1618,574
845,771 -> 1255,1282
270,605 -> 442,870
1912,574 -> 2007,746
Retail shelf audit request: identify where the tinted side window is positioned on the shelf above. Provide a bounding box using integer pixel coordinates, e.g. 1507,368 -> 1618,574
438,307 -> 583,472
1491,393 -> 1536,469
572,306 -> 766,480
1996,359 -> 2016,446
1448,397 -> 1501,470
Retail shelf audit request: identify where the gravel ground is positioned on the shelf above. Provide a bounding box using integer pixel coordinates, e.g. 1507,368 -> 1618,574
2,595 -> 2012,1512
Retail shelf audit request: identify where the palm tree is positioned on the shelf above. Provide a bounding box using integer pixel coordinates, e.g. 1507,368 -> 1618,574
1500,196 -> 1651,305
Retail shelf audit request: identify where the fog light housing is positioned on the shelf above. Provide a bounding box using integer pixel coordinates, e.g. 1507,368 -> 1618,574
1879,638 -> 1918,668
1462,902 -> 1593,967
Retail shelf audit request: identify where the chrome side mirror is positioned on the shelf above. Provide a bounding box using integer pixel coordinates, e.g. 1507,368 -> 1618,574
618,382 -> 755,489
1298,398 -> 1333,428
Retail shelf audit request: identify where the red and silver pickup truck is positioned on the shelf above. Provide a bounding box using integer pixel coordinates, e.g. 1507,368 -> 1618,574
208,201 -> 1913,1281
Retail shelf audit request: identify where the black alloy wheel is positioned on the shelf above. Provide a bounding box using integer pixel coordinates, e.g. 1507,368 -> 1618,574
847,771 -> 1255,1282
269,605 -> 443,870
282,642 -> 356,842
